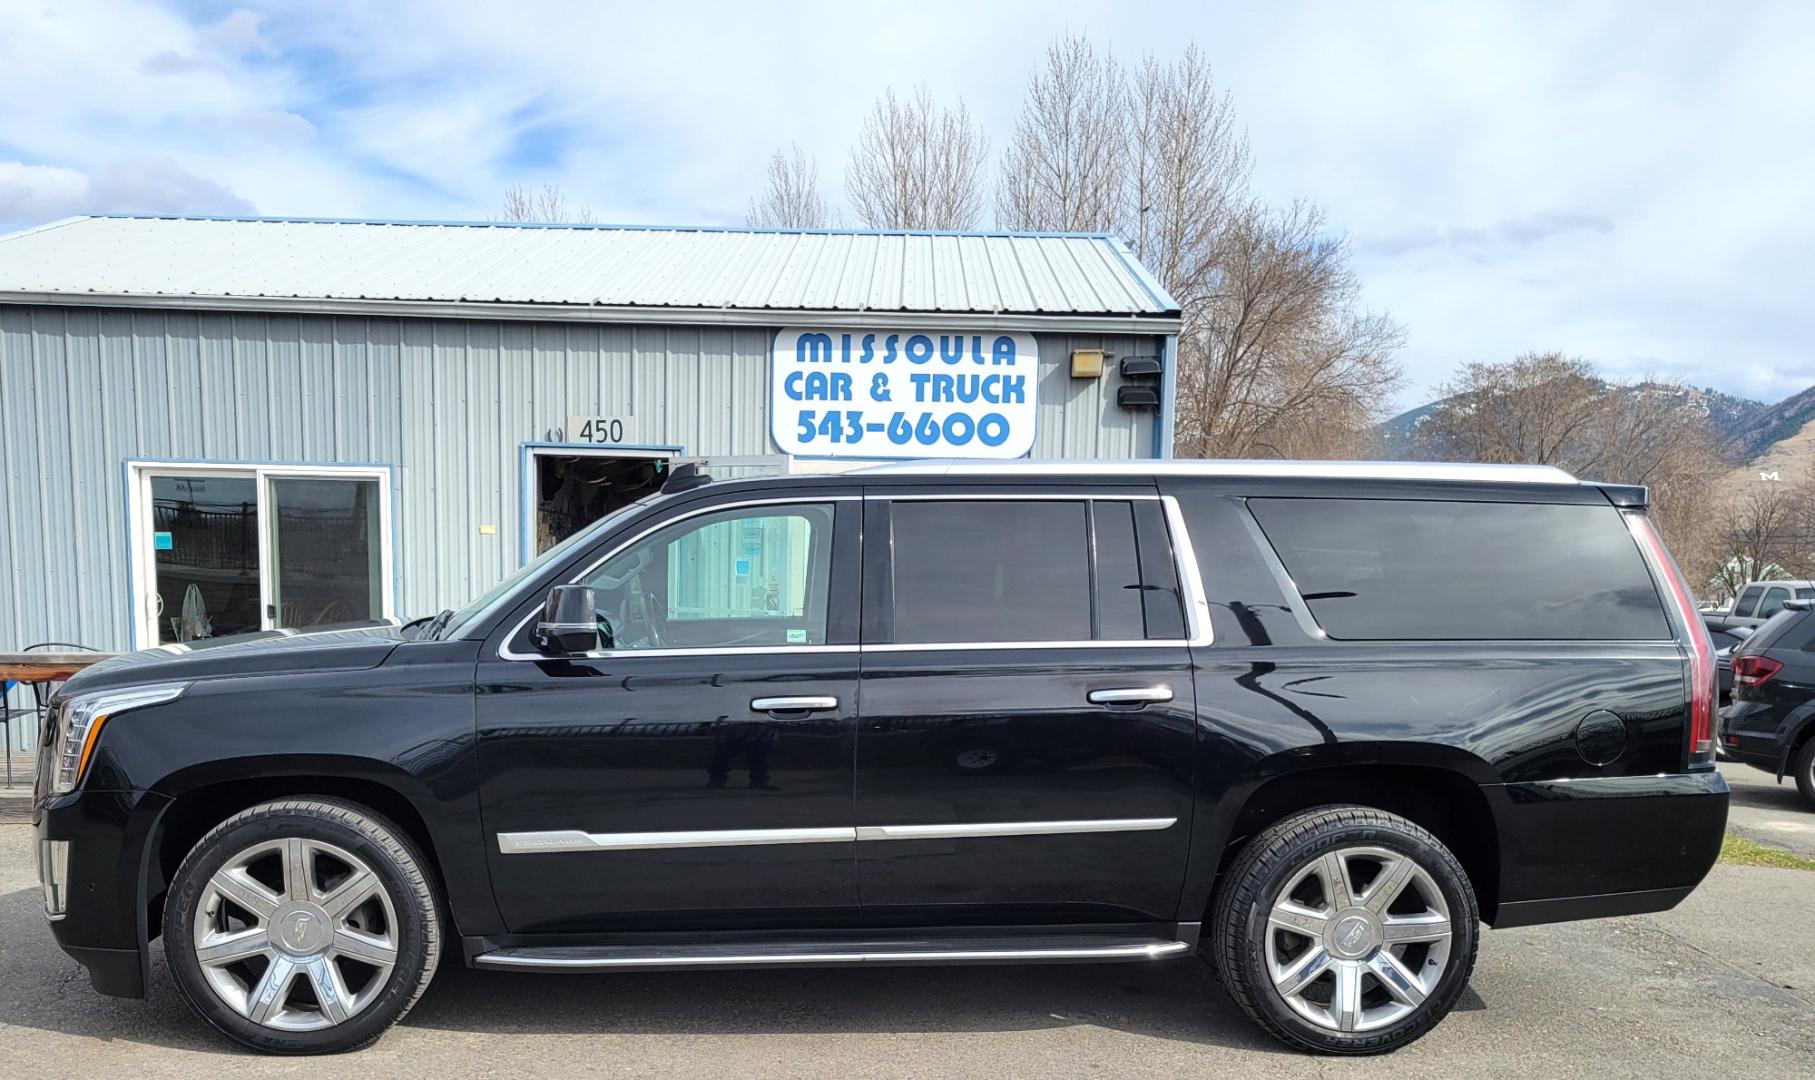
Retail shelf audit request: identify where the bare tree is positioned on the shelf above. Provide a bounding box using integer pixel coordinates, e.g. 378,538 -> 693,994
1125,45 -> 1250,302
747,144 -> 833,228
996,36 -> 1127,232
1714,480 -> 1815,598
1415,357 -> 1731,592
845,84 -> 989,230
1173,201 -> 1404,459
500,184 -> 597,224
1417,353 -> 1607,466
757,32 -> 1401,459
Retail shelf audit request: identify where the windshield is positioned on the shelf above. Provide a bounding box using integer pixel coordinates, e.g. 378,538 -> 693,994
438,496 -> 661,640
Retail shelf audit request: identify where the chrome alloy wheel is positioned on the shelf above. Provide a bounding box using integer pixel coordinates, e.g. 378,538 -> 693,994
1263,845 -> 1453,1034
191,837 -> 399,1032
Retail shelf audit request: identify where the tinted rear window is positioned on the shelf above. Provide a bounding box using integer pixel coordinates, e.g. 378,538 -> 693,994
890,500 -> 1092,643
1249,498 -> 1671,641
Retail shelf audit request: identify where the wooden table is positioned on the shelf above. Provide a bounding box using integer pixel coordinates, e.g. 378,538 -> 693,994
0,652 -> 117,683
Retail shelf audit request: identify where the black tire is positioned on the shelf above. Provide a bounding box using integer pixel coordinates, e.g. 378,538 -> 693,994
162,798 -> 442,1054
1794,737 -> 1815,810
1210,805 -> 1480,1055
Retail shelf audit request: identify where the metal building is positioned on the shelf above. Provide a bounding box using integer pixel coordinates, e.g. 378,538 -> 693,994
0,214 -> 1182,681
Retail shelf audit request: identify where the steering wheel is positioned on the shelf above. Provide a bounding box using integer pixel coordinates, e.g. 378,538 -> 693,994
615,588 -> 666,649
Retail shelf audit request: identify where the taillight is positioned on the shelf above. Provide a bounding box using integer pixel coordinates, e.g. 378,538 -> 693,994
1732,655 -> 1783,688
1625,513 -> 1715,765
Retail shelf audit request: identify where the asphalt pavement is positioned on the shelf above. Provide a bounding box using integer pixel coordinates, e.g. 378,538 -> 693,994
1722,760 -> 1815,858
0,824 -> 1810,1079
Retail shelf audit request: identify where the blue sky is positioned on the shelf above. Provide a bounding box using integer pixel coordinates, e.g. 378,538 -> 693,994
1,1 -> 1811,410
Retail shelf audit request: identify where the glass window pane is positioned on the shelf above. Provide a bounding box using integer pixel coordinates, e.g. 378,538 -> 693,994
1760,587 -> 1791,619
1093,501 -> 1146,641
1735,586 -> 1764,616
269,477 -> 383,628
581,504 -> 834,650
150,475 -> 261,643
890,501 -> 1090,644
1249,498 -> 1671,641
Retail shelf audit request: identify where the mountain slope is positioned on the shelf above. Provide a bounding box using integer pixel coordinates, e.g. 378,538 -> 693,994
1381,383 -> 1773,461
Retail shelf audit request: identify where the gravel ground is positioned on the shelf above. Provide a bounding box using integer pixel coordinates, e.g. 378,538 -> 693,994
1,824 -> 1811,1079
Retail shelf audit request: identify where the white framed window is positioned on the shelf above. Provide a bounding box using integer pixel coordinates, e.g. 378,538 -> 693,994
125,462 -> 395,648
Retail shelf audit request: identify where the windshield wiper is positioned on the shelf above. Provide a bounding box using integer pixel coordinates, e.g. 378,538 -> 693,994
419,609 -> 456,642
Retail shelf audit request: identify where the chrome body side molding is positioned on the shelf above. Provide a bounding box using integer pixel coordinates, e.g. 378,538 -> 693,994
853,818 -> 1177,842
472,938 -> 1192,971
497,817 -> 1178,854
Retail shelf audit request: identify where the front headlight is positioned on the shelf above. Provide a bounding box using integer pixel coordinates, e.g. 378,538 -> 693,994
47,682 -> 189,795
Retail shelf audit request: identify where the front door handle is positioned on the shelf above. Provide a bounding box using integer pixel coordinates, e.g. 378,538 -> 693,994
750,695 -> 839,714
1087,686 -> 1174,707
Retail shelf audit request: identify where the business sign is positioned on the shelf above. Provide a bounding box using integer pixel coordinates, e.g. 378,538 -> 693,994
771,328 -> 1039,459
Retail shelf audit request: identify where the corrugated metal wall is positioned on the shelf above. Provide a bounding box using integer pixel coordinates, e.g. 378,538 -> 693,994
0,305 -> 1158,671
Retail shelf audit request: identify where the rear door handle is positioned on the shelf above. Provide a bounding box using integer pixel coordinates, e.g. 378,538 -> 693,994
750,695 -> 839,714
1087,686 -> 1174,707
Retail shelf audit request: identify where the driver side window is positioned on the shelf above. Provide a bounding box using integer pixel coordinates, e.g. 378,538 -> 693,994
578,502 -> 835,650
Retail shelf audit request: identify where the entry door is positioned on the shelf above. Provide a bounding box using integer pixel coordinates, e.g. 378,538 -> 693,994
131,465 -> 392,646
855,494 -> 1198,920
477,496 -> 862,933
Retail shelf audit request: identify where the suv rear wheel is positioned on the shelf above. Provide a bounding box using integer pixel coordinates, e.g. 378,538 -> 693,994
1794,738 -> 1815,809
162,798 -> 441,1054
1210,805 -> 1480,1055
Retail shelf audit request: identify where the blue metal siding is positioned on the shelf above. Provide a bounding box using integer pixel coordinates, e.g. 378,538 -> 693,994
0,306 -> 1160,731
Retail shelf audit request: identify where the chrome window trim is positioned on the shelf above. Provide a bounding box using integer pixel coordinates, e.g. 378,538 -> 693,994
1233,500 -> 1328,641
497,817 -> 1178,854
1161,495 -> 1213,647
494,489 -> 1215,660
497,496 -> 857,661
862,639 -> 1185,652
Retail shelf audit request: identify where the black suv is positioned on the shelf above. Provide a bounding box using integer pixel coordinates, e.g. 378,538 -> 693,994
34,461 -> 1727,1056
1721,601 -> 1815,807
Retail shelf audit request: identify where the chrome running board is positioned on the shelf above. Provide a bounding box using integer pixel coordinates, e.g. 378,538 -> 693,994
472,933 -> 1191,973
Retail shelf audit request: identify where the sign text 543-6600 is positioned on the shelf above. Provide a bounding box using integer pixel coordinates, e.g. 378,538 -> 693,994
770,329 -> 1039,459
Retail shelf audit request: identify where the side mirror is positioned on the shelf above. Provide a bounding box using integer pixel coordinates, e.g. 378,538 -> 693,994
535,585 -> 600,654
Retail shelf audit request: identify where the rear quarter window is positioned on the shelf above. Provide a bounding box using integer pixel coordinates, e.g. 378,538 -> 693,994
1248,498 -> 1672,641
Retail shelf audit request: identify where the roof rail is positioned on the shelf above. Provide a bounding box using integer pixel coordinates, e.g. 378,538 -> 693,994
853,460 -> 1580,485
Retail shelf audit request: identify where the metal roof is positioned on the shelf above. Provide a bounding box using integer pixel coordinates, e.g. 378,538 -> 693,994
0,214 -> 1181,333
855,460 -> 1582,484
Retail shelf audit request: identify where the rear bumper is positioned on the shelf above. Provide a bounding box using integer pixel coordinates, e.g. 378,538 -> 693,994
1488,771 -> 1727,927
1718,709 -> 1790,775
33,787 -> 169,999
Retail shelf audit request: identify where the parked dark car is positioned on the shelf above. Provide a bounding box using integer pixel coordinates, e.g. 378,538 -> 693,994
34,460 -> 1727,1057
1720,601 -> 1815,808
1707,621 -> 1754,706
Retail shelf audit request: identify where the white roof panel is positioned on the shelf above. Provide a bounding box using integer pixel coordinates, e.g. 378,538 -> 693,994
0,215 -> 1181,327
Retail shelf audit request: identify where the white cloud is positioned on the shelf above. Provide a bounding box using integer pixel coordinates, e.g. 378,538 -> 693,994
0,157 -> 255,223
0,0 -> 1810,410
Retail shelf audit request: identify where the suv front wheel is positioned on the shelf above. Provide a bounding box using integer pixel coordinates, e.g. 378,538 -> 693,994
1210,805 -> 1480,1055
162,798 -> 442,1054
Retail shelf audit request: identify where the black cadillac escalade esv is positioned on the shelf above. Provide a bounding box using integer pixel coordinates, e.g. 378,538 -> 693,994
34,460 -> 1727,1056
